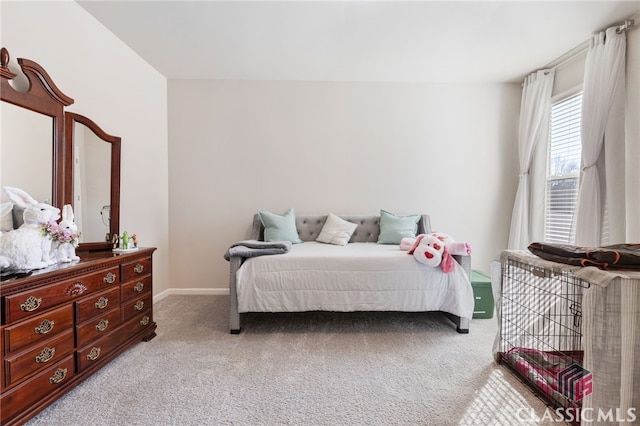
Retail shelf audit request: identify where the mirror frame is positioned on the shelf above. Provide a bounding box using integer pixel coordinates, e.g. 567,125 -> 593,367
0,47 -> 73,208
64,112 -> 121,251
1,47 -> 122,252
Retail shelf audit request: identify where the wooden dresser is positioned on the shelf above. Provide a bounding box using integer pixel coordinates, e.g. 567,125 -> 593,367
0,248 -> 156,425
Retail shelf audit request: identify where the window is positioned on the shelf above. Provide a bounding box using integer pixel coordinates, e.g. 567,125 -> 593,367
544,93 -> 582,243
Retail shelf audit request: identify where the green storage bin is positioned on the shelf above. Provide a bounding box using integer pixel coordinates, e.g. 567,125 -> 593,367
471,270 -> 494,319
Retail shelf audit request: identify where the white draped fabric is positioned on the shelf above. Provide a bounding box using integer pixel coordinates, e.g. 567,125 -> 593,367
508,70 -> 554,250
574,27 -> 627,246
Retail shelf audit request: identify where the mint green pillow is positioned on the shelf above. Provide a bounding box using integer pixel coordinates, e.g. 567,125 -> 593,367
258,208 -> 302,243
377,209 -> 421,244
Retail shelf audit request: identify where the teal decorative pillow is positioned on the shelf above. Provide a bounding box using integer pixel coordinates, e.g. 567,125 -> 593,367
258,208 -> 302,243
377,209 -> 421,244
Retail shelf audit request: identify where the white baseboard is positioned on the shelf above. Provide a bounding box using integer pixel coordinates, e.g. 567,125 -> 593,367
153,288 -> 229,304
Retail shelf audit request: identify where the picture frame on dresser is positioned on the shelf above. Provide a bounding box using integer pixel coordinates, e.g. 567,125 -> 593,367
0,47 -> 157,426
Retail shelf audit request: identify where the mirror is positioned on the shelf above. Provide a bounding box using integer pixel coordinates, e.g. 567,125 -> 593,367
0,103 -> 53,205
65,113 -> 121,251
1,47 -> 121,252
73,123 -> 111,241
0,47 -> 73,216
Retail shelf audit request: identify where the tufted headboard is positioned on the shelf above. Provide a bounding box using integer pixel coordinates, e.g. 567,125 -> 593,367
249,214 -> 432,243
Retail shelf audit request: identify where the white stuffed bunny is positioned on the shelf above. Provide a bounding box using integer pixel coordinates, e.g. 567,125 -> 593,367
0,187 -> 61,270
52,204 -> 80,263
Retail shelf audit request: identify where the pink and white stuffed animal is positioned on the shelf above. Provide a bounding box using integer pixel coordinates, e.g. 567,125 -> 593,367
0,187 -> 61,270
52,204 -> 80,263
399,237 -> 416,251
429,232 -> 472,273
411,234 -> 445,267
431,231 -> 472,256
406,232 -> 472,273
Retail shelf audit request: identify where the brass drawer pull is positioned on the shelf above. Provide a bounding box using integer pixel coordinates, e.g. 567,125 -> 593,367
140,316 -> 150,326
87,347 -> 101,361
96,319 -> 109,332
134,301 -> 144,311
95,297 -> 109,309
35,319 -> 55,334
134,282 -> 144,292
35,347 -> 56,363
49,368 -> 67,384
133,263 -> 144,274
103,272 -> 117,284
20,296 -> 42,312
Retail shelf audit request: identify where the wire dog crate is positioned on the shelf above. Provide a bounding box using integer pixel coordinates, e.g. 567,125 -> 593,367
497,254 -> 591,421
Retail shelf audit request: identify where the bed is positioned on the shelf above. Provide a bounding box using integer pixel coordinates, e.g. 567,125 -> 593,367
227,213 -> 474,334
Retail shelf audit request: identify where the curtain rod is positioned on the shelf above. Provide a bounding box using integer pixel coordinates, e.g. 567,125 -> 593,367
543,41 -> 588,70
616,19 -> 635,34
543,19 -> 636,71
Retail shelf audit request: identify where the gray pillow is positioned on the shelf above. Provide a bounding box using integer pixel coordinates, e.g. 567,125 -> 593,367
11,204 -> 25,228
0,202 -> 14,232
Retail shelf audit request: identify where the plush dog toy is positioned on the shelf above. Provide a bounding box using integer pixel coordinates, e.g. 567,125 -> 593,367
411,234 -> 445,267
405,232 -> 472,273
431,231 -> 472,256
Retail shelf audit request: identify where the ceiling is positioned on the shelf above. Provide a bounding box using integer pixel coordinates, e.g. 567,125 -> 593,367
78,1 -> 640,83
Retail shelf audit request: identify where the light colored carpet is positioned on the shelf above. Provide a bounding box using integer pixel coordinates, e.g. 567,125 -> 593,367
26,295 -> 563,425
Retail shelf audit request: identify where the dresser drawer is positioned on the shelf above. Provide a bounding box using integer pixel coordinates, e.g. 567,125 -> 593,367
76,326 -> 131,373
0,355 -> 75,425
3,266 -> 120,323
3,329 -> 74,387
76,286 -> 121,324
134,310 -> 154,335
76,308 -> 121,348
3,305 -> 74,354
77,309 -> 153,372
123,309 -> 154,340
122,293 -> 152,322
121,275 -> 152,302
121,256 -> 152,282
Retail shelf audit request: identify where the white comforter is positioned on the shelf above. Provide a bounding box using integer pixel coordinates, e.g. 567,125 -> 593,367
236,242 -> 474,319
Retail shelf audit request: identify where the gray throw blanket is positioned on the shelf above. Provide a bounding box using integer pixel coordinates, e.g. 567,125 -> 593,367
223,240 -> 292,261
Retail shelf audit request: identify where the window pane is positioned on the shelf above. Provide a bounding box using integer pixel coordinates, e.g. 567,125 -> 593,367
545,178 -> 579,243
544,93 -> 582,243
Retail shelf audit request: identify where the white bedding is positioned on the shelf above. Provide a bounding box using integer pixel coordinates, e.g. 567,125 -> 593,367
236,242 -> 474,319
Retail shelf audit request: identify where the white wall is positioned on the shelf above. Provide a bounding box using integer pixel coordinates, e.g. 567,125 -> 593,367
1,1 -> 170,296
168,80 -> 521,290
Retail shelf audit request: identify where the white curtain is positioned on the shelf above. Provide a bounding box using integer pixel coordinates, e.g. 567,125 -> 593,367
507,70 -> 555,250
574,27 -> 626,246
